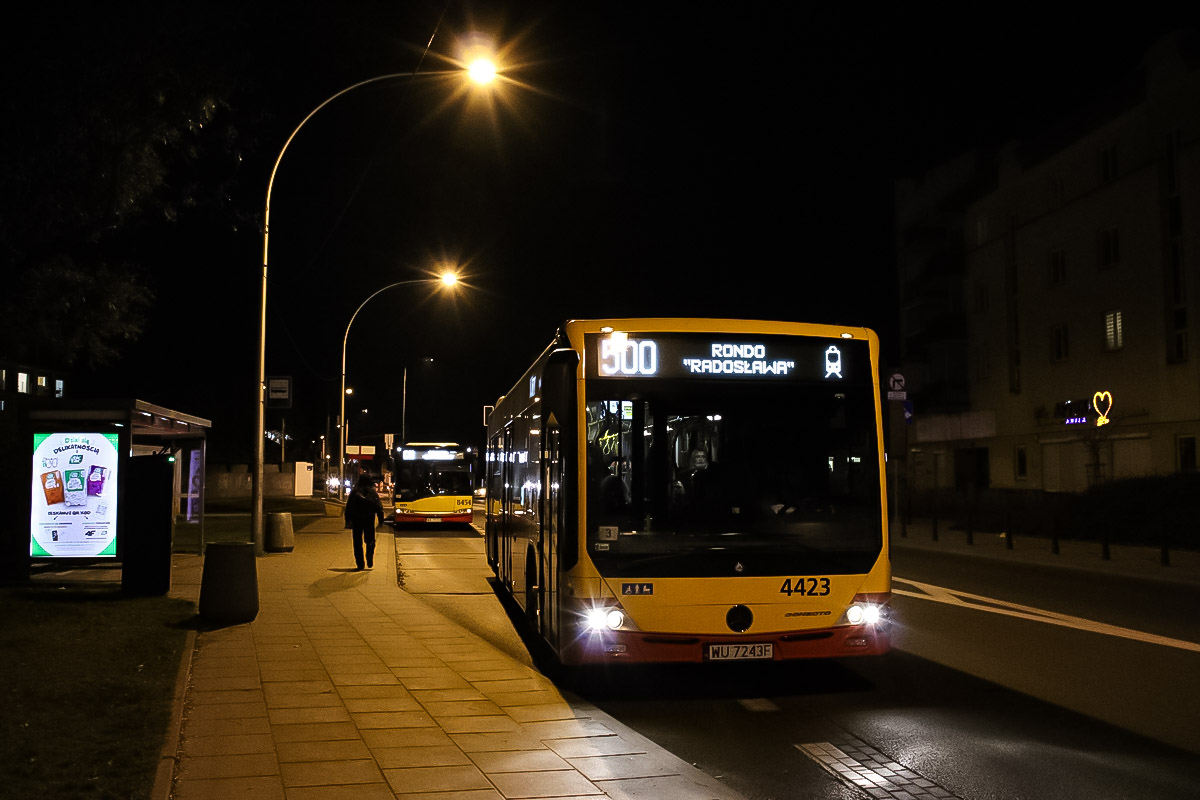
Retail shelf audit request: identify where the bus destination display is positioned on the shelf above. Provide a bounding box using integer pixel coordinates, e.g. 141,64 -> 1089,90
587,332 -> 868,382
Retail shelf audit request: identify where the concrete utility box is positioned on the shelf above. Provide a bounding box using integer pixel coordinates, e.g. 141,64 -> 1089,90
294,461 -> 313,496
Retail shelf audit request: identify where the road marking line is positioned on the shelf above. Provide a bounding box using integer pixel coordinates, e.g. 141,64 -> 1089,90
738,698 -> 779,712
893,577 -> 1200,653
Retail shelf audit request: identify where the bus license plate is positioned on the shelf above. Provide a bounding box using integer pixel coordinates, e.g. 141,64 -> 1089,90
708,643 -> 773,661
426,518 -> 442,523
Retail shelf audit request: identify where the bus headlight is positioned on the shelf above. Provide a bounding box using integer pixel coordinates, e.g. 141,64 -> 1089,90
584,607 -> 626,632
840,595 -> 886,627
845,604 -> 880,625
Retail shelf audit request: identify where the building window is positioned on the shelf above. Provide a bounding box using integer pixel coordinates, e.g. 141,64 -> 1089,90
1179,436 -> 1197,472
1170,306 -> 1188,363
973,281 -> 989,312
0,368 -> 6,390
17,372 -> 29,394
974,345 -> 991,380
1049,249 -> 1066,285
55,379 -> 64,398
1166,130 -> 1180,194
1014,445 -> 1028,480
1048,176 -> 1064,207
1169,194 -> 1183,237
1051,325 -> 1069,362
36,375 -> 47,395
1170,241 -> 1185,305
1055,398 -> 1092,424
1098,144 -> 1118,184
1104,310 -> 1124,351
1098,227 -> 1120,269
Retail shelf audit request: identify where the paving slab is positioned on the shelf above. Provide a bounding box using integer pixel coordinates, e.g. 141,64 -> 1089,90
159,517 -> 746,800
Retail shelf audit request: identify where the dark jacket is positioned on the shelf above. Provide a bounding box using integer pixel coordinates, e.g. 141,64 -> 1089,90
345,484 -> 385,528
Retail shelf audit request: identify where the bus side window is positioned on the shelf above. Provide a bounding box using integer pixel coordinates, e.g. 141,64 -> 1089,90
600,471 -> 629,512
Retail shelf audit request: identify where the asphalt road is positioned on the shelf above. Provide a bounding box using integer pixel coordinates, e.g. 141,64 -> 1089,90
392,515 -> 1200,799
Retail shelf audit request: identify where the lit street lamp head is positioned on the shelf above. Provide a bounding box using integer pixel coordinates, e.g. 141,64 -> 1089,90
467,58 -> 497,85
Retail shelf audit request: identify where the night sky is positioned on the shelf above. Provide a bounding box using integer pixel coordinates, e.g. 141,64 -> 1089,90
8,3 -> 1195,464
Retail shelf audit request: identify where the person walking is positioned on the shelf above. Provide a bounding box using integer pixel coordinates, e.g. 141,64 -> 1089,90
345,473 -> 385,570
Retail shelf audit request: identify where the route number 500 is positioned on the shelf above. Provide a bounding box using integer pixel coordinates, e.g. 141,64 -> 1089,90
600,338 -> 658,376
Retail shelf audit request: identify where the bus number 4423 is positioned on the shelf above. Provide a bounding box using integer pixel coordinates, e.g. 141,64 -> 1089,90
779,577 -> 830,597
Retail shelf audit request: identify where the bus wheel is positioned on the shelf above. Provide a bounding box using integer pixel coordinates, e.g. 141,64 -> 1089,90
525,550 -> 540,630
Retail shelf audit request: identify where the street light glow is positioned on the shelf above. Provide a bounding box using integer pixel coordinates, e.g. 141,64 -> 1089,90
440,271 -> 458,287
467,58 -> 497,85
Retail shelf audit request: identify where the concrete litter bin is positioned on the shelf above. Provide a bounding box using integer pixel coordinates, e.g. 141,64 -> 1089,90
198,542 -> 259,624
266,512 -> 295,552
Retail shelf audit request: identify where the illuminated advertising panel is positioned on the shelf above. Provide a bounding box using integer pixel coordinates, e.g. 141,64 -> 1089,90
585,333 -> 870,383
30,432 -> 121,558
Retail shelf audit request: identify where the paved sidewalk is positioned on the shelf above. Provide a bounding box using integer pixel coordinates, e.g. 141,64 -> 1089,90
159,517 -> 745,800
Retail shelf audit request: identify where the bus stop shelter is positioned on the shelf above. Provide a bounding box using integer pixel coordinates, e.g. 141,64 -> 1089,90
28,398 -> 212,554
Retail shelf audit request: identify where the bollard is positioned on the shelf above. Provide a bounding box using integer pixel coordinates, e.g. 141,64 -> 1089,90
199,542 -> 259,624
930,494 -> 938,542
267,512 -> 295,553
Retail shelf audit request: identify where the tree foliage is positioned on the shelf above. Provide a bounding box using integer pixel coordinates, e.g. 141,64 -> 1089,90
0,5 -> 261,368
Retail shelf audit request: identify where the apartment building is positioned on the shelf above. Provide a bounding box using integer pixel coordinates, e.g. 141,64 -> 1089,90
901,32 -> 1200,495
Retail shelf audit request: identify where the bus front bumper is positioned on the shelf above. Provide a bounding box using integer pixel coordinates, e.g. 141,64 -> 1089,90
393,511 -> 473,524
559,623 -> 890,665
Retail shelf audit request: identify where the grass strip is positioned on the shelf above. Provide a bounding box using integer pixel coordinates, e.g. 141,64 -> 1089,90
0,583 -> 194,800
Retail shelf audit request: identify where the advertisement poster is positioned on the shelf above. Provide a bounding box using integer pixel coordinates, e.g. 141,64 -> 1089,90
187,448 -> 201,521
30,432 -> 121,558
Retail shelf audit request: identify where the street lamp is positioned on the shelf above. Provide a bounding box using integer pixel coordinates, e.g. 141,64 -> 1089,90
252,65 -> 496,553
339,273 -> 459,501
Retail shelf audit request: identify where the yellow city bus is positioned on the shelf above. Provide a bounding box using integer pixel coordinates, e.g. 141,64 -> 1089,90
485,318 -> 890,665
392,442 -> 474,525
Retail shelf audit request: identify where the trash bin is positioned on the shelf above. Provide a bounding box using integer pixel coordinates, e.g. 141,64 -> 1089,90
198,542 -> 258,624
266,512 -> 294,553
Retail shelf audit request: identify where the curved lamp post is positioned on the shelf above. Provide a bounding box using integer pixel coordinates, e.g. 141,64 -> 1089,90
253,63 -> 496,552
338,273 -> 458,500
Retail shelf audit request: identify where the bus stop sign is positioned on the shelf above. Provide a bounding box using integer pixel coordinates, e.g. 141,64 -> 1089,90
267,376 -> 292,409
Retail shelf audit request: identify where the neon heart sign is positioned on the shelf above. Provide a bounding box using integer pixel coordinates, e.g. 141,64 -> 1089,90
1092,391 -> 1113,427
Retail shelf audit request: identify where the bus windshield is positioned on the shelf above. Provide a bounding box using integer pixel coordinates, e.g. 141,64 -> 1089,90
584,382 -> 882,577
394,445 -> 473,502
395,463 -> 473,501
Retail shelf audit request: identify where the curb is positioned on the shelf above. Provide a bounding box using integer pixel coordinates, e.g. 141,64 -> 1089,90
152,627 -> 195,800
